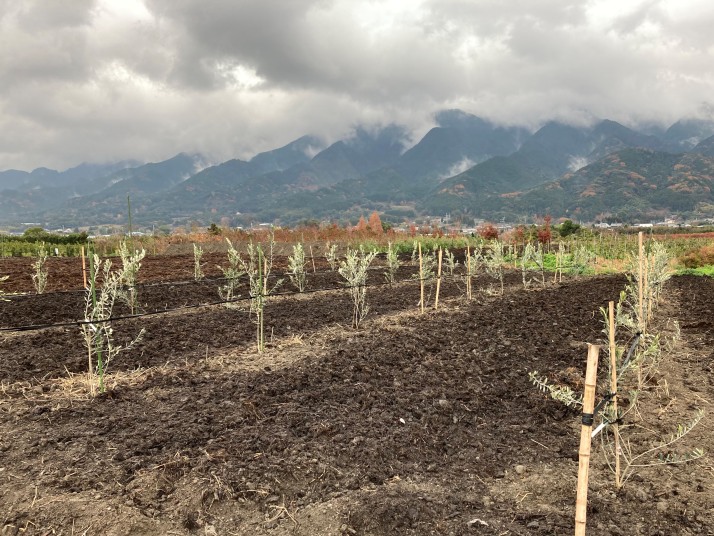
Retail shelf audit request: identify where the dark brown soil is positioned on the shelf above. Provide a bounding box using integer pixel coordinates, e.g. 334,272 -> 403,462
1,257 -> 712,535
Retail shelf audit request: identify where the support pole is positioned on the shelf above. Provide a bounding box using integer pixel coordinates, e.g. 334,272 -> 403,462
645,255 -> 651,322
434,248 -> 443,310
638,232 -> 644,331
418,242 -> 424,314
81,246 -> 88,289
575,344 -> 600,536
466,246 -> 472,301
608,301 -> 621,489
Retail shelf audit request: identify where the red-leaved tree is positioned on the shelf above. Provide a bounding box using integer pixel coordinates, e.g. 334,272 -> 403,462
368,211 -> 383,234
478,222 -> 499,240
356,215 -> 368,232
537,215 -> 552,245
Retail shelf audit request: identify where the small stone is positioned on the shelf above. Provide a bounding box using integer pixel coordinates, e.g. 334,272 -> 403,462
438,399 -> 451,408
634,488 -> 648,502
515,465 -> 526,475
482,496 -> 492,507
527,521 -> 540,529
656,501 -> 668,513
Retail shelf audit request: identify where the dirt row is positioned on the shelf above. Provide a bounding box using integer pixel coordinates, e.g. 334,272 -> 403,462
0,272 -> 712,535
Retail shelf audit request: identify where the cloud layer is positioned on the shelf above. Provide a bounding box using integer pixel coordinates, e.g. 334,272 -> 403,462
1,0 -> 713,170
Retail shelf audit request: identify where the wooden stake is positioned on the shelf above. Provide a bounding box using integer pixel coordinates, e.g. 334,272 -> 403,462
554,250 -> 559,283
309,245 -> 316,274
608,301 -> 621,489
418,242 -> 424,314
258,250 -> 265,353
434,248 -> 443,310
575,344 -> 600,536
638,232 -> 644,331
645,257 -> 652,324
466,246 -> 472,301
263,257 -> 268,295
81,246 -> 88,289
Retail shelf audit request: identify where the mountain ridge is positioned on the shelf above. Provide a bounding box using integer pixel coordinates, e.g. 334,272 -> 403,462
3,111 -> 714,227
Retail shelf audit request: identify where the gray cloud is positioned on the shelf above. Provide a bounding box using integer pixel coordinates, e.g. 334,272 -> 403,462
1,0 -> 713,171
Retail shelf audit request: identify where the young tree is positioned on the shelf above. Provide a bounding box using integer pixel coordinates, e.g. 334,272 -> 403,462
339,247 -> 377,328
31,243 -> 48,294
0,275 -> 8,302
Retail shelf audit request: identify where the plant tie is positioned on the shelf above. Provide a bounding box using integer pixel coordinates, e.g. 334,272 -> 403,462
593,391 -> 617,416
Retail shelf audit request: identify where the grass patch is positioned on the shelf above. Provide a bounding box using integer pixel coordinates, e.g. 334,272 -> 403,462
676,265 -> 714,277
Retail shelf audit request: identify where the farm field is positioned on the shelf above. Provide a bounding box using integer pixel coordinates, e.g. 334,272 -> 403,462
1,253 -> 713,535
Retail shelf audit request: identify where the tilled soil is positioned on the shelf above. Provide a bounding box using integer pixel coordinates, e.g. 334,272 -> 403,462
0,265 -> 712,536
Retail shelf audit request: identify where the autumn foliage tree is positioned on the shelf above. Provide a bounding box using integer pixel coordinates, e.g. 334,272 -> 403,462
537,215 -> 552,245
478,222 -> 499,240
356,215 -> 368,232
368,211 -> 383,234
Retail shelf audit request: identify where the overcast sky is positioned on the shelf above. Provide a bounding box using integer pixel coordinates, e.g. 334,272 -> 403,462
1,0 -> 713,171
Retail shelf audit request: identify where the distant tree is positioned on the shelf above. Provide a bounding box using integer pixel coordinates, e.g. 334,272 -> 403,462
513,225 -> 527,245
207,223 -> 222,235
368,211 -> 383,234
537,215 -> 552,245
558,219 -> 581,237
478,222 -> 499,240
23,227 -> 47,241
356,215 -> 368,232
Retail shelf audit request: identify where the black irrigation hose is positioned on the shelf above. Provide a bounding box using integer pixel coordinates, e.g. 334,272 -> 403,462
1,257 -> 587,301
0,263 -> 585,333
0,273 -> 448,334
0,263 -> 411,300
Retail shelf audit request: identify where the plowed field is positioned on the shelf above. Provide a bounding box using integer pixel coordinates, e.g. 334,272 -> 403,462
1,254 -> 712,535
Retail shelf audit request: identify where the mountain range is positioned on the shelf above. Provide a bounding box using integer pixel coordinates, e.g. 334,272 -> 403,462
2,110 -> 714,228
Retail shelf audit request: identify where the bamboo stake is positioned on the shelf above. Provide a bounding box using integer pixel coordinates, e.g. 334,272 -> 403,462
418,242 -> 424,314
637,232 -> 645,389
554,250 -> 559,283
645,257 -> 652,324
86,251 -> 95,397
608,301 -> 621,489
309,245 -> 316,274
638,232 -> 644,331
81,246 -> 88,289
258,250 -> 265,353
127,195 -> 134,254
263,257 -> 268,295
434,248 -> 443,310
575,344 -> 600,536
466,246 -> 472,301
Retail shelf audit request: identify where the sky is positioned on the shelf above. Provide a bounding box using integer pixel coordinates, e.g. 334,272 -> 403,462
1,0 -> 713,171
